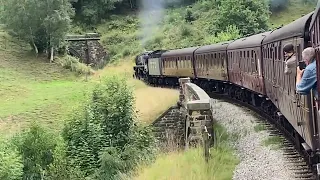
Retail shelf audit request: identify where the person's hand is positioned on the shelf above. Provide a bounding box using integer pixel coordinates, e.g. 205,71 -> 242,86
297,66 -> 304,77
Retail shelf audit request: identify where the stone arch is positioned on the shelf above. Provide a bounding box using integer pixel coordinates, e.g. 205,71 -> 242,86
65,33 -> 108,68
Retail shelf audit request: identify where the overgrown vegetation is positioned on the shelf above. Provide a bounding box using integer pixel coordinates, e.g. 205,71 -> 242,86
0,76 -> 157,179
54,55 -> 94,75
134,123 -> 239,180
63,76 -> 156,177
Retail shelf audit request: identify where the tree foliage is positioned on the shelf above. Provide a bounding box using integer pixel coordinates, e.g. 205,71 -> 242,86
214,0 -> 270,36
1,0 -> 74,54
71,0 -> 123,24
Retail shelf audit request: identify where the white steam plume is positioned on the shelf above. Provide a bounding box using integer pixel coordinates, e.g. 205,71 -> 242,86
138,0 -> 165,49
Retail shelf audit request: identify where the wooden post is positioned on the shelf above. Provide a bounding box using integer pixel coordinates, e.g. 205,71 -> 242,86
203,125 -> 210,163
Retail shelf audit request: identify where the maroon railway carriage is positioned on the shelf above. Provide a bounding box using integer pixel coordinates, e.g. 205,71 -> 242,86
262,12 -> 317,151
193,41 -> 232,92
227,32 -> 271,96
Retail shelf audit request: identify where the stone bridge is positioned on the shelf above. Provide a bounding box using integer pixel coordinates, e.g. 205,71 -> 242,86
152,78 -> 214,151
65,33 -> 108,68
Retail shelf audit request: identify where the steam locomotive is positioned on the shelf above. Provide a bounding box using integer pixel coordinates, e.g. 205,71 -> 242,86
134,1 -> 320,178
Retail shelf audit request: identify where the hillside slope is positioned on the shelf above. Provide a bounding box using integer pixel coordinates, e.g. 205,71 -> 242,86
0,30 -> 178,138
0,30 -> 91,137
81,0 -> 316,62
269,0 -> 316,27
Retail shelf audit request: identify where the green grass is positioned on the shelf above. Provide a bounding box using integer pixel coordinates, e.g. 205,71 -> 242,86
134,123 -> 239,180
263,136 -> 283,149
0,30 -> 179,137
135,147 -> 238,180
254,124 -> 266,132
0,30 -> 94,137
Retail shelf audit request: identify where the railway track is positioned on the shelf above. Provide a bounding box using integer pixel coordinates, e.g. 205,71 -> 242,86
211,93 -> 315,180
147,81 -> 316,180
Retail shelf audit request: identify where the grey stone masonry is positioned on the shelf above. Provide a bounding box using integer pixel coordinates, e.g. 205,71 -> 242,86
65,33 -> 108,68
151,106 -> 186,151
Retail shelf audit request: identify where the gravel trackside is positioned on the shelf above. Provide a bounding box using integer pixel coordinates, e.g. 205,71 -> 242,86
211,99 -> 295,180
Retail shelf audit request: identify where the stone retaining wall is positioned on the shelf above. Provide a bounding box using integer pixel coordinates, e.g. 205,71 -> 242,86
151,106 -> 186,150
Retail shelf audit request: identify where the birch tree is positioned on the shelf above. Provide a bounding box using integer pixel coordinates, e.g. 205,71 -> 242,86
2,0 -> 74,59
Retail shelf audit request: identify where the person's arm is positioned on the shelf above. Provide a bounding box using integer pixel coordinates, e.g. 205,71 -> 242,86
284,63 -> 291,74
296,67 -> 316,94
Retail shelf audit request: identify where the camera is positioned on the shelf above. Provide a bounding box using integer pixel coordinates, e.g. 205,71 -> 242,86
298,61 -> 306,70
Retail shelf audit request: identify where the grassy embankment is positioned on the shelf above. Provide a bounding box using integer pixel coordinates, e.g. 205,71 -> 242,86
0,30 -> 178,139
134,124 -> 239,180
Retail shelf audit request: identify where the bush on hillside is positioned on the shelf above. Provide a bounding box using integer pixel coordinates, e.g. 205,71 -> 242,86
11,123 -> 57,179
54,55 -> 94,75
214,0 -> 270,36
63,76 -> 156,178
10,123 -> 84,180
0,139 -> 23,180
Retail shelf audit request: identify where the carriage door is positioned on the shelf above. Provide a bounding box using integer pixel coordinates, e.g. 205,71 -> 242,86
295,38 -> 315,150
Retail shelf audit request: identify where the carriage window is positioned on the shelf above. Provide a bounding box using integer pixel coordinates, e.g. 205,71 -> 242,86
278,45 -> 282,61
254,52 -> 258,73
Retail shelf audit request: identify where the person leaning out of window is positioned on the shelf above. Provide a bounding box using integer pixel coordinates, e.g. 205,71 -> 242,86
283,43 -> 296,75
296,47 -> 318,99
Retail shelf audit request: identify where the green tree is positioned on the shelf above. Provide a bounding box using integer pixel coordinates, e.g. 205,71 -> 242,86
72,0 -> 123,24
214,0 -> 270,36
1,0 -> 74,58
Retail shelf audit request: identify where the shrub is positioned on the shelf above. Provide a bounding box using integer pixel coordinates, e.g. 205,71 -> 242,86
44,136 -> 86,180
54,55 -> 94,75
10,122 -> 85,180
63,75 -> 156,178
0,139 -> 23,180
11,123 -> 58,179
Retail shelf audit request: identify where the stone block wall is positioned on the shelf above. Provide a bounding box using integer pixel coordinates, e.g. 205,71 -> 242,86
151,106 -> 186,151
